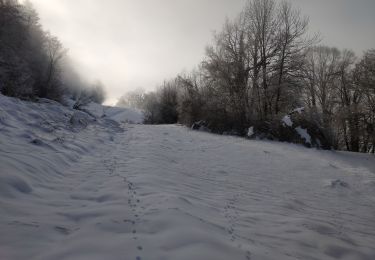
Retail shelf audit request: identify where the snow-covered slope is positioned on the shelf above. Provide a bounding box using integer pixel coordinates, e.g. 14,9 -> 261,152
78,102 -> 144,124
0,94 -> 375,260
64,101 -> 144,124
104,106 -> 144,124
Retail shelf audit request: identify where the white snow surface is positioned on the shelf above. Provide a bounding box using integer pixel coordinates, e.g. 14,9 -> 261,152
77,102 -> 144,124
295,126 -> 312,144
282,115 -> 293,127
247,126 -> 254,138
104,106 -> 144,124
1,94 -> 375,260
58,99 -> 144,124
80,102 -> 105,118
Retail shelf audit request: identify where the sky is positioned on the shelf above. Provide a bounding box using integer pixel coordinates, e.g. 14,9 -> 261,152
28,0 -> 375,105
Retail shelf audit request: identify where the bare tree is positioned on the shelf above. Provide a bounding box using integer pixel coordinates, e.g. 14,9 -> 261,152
354,50 -> 375,153
335,50 -> 361,151
202,0 -> 314,126
117,88 -> 145,109
40,33 -> 66,99
176,71 -> 204,126
273,1 -> 318,114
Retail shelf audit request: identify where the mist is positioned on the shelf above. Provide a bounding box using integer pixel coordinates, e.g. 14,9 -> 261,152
29,0 -> 375,104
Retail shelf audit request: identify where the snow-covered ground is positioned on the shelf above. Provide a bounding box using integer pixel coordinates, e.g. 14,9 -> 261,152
1,94 -> 375,260
79,102 -> 144,124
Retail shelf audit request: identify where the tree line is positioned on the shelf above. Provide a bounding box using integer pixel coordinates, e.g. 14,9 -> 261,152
0,0 -> 106,104
119,0 -> 374,153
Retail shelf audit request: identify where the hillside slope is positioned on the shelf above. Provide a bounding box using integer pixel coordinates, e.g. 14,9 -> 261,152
0,95 -> 374,260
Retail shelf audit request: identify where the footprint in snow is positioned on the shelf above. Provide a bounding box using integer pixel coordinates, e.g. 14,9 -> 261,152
124,175 -> 145,259
223,194 -> 252,259
325,179 -> 350,188
8,221 -> 39,228
54,226 -> 71,235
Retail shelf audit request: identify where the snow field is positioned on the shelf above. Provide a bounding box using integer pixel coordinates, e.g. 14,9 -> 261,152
1,94 -> 375,260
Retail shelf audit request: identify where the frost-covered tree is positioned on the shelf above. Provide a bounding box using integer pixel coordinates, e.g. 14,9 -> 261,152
0,0 -> 105,103
117,88 -> 145,109
354,50 -> 375,153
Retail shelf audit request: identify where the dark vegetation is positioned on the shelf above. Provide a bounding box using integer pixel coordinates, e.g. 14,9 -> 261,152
119,0 -> 374,153
0,0 -> 106,105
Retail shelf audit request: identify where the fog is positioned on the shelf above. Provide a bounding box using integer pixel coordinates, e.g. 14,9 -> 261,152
29,0 -> 375,104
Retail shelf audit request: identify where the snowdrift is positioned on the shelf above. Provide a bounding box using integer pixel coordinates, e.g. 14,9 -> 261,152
77,102 -> 144,124
0,94 -> 121,199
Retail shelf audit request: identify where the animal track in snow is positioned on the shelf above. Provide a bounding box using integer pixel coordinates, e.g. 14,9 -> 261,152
223,193 -> 252,259
123,177 -> 146,260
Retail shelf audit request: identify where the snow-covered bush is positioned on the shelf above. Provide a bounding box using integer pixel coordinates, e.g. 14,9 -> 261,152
191,120 -> 211,132
247,110 -> 331,149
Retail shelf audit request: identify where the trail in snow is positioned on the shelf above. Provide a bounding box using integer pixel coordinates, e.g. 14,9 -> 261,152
1,95 -> 375,260
114,125 -> 375,260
